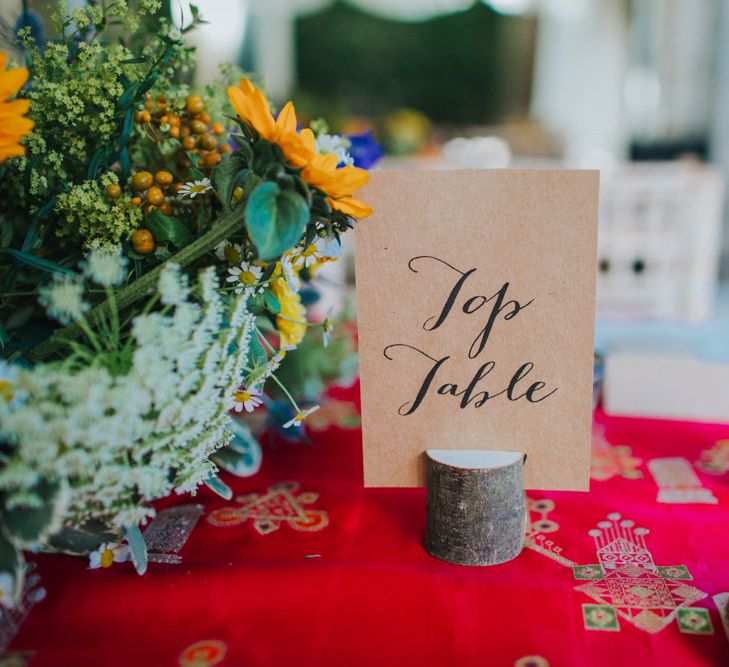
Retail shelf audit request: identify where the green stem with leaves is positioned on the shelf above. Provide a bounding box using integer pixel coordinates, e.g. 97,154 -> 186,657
28,205 -> 245,362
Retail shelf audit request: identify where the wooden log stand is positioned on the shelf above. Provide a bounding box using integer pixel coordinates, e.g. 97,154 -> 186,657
425,450 -> 527,566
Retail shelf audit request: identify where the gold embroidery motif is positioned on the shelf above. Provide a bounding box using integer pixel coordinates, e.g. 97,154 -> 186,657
514,656 -> 549,667
696,440 -> 729,475
713,593 -> 729,642
207,481 -> 328,534
647,457 -> 718,504
591,426 -> 642,481
574,513 -> 709,634
178,639 -> 227,667
524,498 -> 575,567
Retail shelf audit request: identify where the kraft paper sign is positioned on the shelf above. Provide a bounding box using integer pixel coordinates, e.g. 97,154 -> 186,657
354,169 -> 599,490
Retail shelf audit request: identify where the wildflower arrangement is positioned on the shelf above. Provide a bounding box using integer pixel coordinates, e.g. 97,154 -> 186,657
0,1 -> 372,600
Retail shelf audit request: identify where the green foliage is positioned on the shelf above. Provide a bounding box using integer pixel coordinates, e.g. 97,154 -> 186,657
147,208 -> 193,248
245,182 -> 310,260
55,177 -> 142,249
48,522 -> 117,556
273,316 -> 357,401
211,153 -> 247,211
1,478 -> 66,548
123,524 -> 148,575
204,474 -> 233,500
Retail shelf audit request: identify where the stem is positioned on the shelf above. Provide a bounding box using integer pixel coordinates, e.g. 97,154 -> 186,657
269,373 -> 301,414
28,206 -> 244,363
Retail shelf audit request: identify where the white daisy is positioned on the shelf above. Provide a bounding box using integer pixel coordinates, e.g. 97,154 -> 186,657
226,262 -> 263,295
0,572 -> 15,609
177,178 -> 212,199
232,386 -> 263,413
280,252 -> 300,290
322,306 -> 334,348
214,241 -> 243,264
89,542 -> 130,569
291,241 -> 325,269
82,247 -> 128,287
282,405 -> 320,429
38,274 -> 89,325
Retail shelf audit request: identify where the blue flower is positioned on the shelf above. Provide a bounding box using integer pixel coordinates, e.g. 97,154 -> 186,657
347,131 -> 384,169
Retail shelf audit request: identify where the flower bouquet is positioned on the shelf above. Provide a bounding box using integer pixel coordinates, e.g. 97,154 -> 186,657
0,1 -> 371,602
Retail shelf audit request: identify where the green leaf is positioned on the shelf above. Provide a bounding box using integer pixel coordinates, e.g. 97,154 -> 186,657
1,247 -> 76,277
48,522 -> 117,555
147,209 -> 194,248
212,153 -> 247,210
255,315 -> 276,333
124,524 -> 147,575
204,474 -> 233,500
244,171 -> 262,197
2,478 -> 64,548
245,182 -> 309,260
214,419 -> 263,477
249,331 -> 267,366
0,526 -> 23,606
262,288 -> 280,314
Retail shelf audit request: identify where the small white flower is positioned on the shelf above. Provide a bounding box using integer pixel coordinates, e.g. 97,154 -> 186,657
0,572 -> 15,609
226,262 -> 263,295
322,306 -> 334,348
315,133 -> 354,166
157,262 -> 189,306
291,241 -> 325,269
177,178 -> 212,199
214,241 -> 243,264
38,274 -> 89,325
280,252 -> 300,290
272,344 -> 296,366
89,542 -> 130,569
82,247 -> 128,287
232,386 -> 263,413
282,405 -> 320,429
0,360 -> 20,407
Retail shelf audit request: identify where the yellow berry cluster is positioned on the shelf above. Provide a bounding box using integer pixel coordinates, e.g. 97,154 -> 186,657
135,93 -> 229,167
105,170 -> 177,255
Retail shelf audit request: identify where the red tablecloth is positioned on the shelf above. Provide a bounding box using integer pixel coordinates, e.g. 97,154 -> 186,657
6,386 -> 729,667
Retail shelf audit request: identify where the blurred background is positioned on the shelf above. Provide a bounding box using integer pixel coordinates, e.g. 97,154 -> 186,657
3,0 -> 728,420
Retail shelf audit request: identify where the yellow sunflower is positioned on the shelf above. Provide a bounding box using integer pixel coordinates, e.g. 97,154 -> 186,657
0,52 -> 33,163
270,276 -> 307,348
227,78 -> 371,218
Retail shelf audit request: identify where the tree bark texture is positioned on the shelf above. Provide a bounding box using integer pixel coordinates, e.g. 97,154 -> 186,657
425,450 -> 526,566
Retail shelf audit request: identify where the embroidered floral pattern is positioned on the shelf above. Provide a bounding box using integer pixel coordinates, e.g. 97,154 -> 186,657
207,482 -> 328,535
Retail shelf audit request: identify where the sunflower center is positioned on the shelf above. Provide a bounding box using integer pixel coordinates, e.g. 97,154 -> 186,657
238,271 -> 256,285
